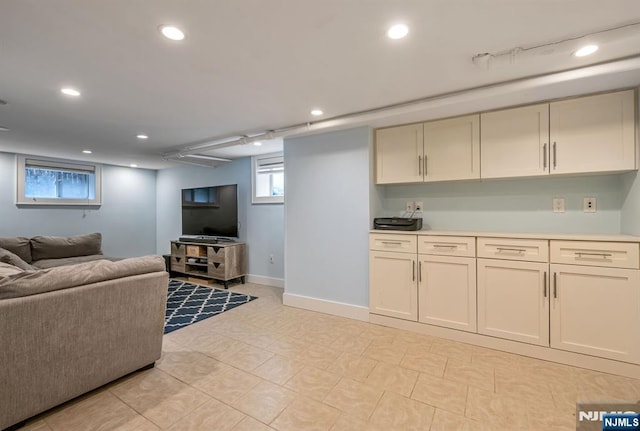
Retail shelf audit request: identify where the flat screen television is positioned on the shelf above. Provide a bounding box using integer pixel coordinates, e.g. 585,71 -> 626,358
181,184 -> 238,238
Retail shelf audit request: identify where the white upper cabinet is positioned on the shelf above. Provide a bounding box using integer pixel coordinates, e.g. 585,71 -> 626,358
375,115 -> 480,184
424,114 -> 480,182
549,90 -> 636,174
481,104 -> 550,179
376,89 -> 637,184
375,123 -> 424,184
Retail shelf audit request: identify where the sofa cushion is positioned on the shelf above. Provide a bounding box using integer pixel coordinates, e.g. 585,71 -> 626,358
0,255 -> 165,300
30,233 -> 102,261
0,247 -> 35,271
0,262 -> 24,278
0,237 -> 32,263
32,255 -> 118,269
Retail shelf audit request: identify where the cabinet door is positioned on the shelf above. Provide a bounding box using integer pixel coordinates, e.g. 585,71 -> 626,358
550,264 -> 640,364
423,114 -> 480,181
550,90 -> 636,174
481,104 -> 550,178
418,255 -> 476,332
477,259 -> 549,346
375,124 -> 424,184
369,251 -> 417,321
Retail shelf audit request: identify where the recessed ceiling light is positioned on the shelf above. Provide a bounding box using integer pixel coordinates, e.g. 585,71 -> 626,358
0,126 -> 9,132
387,24 -> 409,40
82,150 -> 92,154
253,141 -> 262,146
311,109 -> 323,116
136,134 -> 149,140
574,44 -> 599,57
159,25 -> 185,41
61,88 -> 81,97
130,164 -> 138,168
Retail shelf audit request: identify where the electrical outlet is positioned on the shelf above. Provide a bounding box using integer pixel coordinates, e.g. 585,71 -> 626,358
406,201 -> 415,212
415,201 -> 423,211
269,254 -> 274,264
583,197 -> 597,213
552,197 -> 565,213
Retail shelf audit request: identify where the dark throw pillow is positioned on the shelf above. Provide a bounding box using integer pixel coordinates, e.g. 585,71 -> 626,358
0,247 -> 35,270
30,233 -> 103,261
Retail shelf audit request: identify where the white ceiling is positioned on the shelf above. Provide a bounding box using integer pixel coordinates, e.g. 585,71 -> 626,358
1,1 -> 640,169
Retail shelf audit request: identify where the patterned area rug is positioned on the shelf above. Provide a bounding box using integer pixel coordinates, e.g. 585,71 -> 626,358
164,279 -> 257,334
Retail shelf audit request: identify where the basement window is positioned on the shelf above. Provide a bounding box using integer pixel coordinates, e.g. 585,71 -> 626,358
16,155 -> 102,205
252,152 -> 284,204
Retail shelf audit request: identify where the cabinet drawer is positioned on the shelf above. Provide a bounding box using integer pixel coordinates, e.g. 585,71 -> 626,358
370,234 -> 417,253
477,238 -> 549,262
418,236 -> 475,257
550,241 -> 640,269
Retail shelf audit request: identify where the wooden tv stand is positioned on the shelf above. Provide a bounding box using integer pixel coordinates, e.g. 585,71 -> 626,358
170,240 -> 247,288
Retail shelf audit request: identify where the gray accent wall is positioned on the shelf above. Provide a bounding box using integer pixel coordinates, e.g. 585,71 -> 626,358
0,151 -> 157,257
155,157 -> 284,281
284,127 -> 372,307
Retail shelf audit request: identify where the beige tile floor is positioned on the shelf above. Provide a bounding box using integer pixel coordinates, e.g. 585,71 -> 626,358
17,282 -> 640,431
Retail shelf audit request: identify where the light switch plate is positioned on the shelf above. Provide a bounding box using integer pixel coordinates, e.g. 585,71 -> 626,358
552,197 -> 565,213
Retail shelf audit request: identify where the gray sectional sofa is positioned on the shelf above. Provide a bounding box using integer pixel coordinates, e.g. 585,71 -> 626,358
0,233 -> 169,431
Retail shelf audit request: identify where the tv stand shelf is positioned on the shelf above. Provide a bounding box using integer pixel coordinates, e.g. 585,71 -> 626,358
170,240 -> 247,288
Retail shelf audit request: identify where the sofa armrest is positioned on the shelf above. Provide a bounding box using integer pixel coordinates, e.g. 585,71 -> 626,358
0,271 -> 168,430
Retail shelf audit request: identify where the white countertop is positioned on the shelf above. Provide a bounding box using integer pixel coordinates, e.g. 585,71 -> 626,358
369,229 -> 640,242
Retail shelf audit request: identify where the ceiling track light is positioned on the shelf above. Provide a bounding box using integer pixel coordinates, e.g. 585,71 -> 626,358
472,20 -> 640,69
0,126 -> 10,132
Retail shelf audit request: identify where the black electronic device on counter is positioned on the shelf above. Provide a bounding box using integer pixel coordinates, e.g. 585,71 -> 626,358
373,217 -> 423,231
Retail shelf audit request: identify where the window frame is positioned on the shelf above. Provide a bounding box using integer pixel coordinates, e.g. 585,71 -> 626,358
251,152 -> 284,204
16,154 -> 102,206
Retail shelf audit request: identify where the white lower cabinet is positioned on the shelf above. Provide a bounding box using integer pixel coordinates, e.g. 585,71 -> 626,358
477,258 -> 549,346
550,263 -> 640,364
370,233 -> 640,372
418,255 -> 477,332
369,250 -> 417,321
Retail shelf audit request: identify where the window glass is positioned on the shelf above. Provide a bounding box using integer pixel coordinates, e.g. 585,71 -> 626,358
25,167 -> 95,200
252,152 -> 284,204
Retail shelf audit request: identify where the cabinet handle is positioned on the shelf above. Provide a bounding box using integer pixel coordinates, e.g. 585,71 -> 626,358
575,252 -> 612,259
418,155 -> 422,176
419,261 -> 422,282
424,155 -> 428,176
553,272 -> 557,299
552,142 -> 557,169
413,261 -> 416,281
543,143 -> 547,169
433,244 -> 458,249
496,247 -> 526,254
381,241 -> 403,245
543,271 -> 547,298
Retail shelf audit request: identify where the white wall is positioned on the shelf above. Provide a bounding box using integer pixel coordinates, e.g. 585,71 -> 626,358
155,157 -> 284,282
380,174 -> 625,234
284,127 -> 372,307
0,151 -> 157,257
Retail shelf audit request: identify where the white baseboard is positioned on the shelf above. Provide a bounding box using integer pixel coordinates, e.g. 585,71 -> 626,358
247,274 -> 284,288
283,293 -> 369,322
